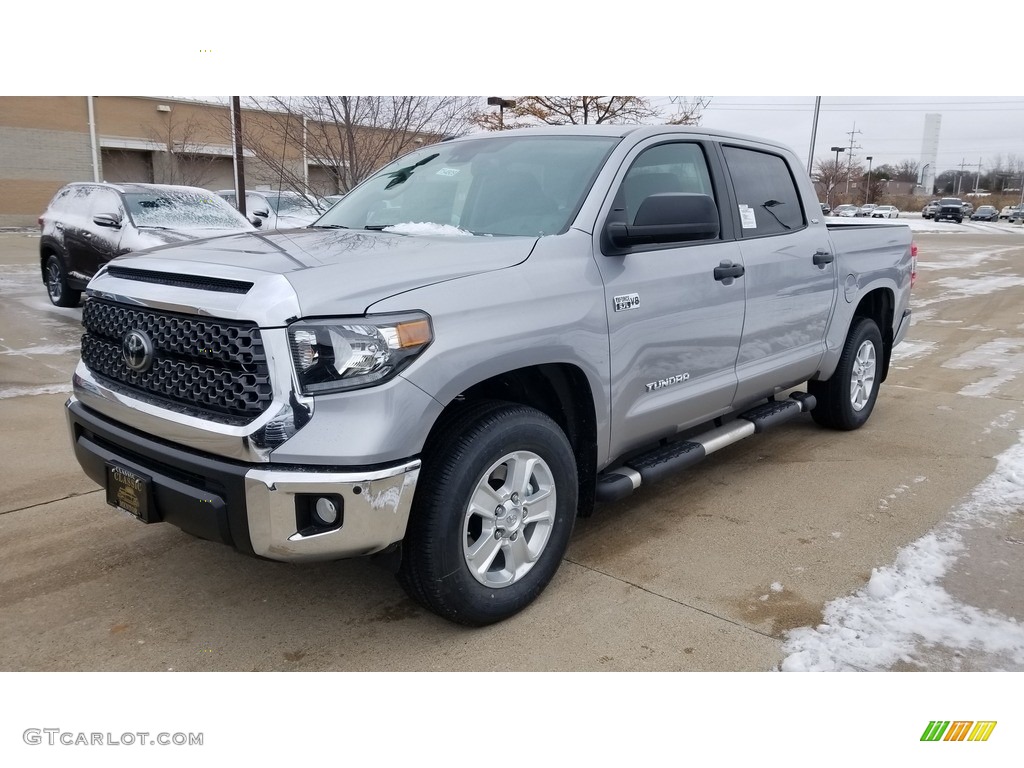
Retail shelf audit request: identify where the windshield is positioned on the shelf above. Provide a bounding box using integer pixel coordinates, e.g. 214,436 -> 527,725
265,193 -> 321,215
316,134 -> 620,236
124,191 -> 250,229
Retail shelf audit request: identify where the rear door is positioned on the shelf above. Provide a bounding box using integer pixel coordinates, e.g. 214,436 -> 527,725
594,137 -> 746,457
719,144 -> 837,404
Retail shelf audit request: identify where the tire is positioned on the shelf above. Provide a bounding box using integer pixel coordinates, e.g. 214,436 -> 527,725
397,401 -> 578,626
45,254 -> 81,307
808,317 -> 883,431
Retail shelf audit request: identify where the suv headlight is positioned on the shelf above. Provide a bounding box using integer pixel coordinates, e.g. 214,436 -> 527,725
288,312 -> 433,394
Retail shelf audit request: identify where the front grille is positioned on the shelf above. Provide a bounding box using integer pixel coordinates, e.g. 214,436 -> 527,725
81,298 -> 273,421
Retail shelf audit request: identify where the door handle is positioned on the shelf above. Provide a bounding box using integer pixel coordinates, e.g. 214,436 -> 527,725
813,250 -> 834,267
714,261 -> 745,284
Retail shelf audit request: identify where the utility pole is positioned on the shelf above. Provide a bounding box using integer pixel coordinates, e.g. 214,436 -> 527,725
231,96 -> 246,218
845,122 -> 862,195
973,158 -> 982,194
807,96 -> 821,172
955,158 -> 967,196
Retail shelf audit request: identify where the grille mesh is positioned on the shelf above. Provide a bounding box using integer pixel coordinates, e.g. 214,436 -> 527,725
81,299 -> 272,421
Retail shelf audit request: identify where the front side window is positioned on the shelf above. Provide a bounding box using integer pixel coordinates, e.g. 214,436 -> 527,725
317,135 -> 619,237
614,142 -> 716,226
723,146 -> 805,237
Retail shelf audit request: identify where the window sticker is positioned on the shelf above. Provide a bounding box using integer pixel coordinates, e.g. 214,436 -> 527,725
739,204 -> 757,229
436,168 -> 460,177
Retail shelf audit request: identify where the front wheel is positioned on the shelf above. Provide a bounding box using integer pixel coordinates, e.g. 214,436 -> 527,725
809,317 -> 883,431
398,401 -> 578,625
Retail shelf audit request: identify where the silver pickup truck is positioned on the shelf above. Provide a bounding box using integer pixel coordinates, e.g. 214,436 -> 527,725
66,125 -> 915,625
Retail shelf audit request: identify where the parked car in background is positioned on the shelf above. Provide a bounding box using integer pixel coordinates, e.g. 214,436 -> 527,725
858,204 -> 878,217
960,201 -> 975,217
1010,207 -> 1024,224
216,189 -> 325,230
922,200 -> 941,219
970,205 -> 1000,221
1000,205 -> 1021,220
934,198 -> 965,223
819,202 -> 831,215
871,205 -> 899,219
832,204 -> 859,217
38,182 -> 254,307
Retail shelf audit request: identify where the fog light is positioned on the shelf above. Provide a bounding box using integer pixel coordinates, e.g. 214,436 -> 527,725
314,497 -> 339,525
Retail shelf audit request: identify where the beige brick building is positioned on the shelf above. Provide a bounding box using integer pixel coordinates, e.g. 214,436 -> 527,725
0,96 -> 354,227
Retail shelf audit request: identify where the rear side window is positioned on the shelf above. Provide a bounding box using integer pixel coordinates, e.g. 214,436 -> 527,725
723,146 -> 805,237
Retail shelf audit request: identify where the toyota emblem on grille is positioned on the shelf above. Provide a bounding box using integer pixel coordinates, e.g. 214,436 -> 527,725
122,329 -> 154,373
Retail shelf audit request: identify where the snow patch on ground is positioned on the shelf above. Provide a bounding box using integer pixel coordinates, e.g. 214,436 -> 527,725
0,343 -> 79,356
890,339 -> 937,361
914,247 -> 1011,271
941,338 -> 1024,397
0,383 -> 72,399
780,428 -> 1024,671
916,274 -> 1024,308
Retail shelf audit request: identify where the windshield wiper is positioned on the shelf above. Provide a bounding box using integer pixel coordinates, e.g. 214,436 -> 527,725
362,224 -> 392,231
761,200 -> 792,231
384,153 -> 440,190
313,224 -> 351,229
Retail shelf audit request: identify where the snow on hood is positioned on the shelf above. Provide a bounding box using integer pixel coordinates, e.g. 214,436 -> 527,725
383,222 -> 473,237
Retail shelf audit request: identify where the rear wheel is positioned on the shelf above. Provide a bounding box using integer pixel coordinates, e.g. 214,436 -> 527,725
398,401 -> 577,625
809,317 -> 883,431
45,254 -> 80,307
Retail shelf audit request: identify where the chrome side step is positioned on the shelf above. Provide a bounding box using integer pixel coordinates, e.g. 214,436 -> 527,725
595,392 -> 816,503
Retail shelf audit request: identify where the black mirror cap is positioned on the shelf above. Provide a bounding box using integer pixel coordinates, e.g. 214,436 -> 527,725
93,213 -> 122,229
253,209 -> 270,218
250,216 -> 263,228
606,193 -> 719,251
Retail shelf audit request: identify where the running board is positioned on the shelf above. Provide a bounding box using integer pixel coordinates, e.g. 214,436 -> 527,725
595,392 -> 816,503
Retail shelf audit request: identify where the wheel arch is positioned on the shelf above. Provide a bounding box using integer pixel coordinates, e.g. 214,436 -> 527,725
423,363 -> 598,518
853,287 -> 894,383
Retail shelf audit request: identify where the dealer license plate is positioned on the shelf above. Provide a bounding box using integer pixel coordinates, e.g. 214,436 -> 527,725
105,463 -> 152,521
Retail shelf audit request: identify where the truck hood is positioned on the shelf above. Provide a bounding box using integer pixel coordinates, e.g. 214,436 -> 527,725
105,228 -> 538,320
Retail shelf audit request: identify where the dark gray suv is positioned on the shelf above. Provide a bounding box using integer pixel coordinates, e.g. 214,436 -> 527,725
38,182 -> 253,306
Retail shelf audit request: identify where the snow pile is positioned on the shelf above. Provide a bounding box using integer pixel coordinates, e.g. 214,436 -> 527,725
382,222 -> 473,237
780,429 -> 1024,671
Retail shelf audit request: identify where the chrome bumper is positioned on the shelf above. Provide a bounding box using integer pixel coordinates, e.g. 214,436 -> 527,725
244,461 -> 420,562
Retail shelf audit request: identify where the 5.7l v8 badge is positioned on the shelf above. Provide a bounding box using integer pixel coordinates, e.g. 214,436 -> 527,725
614,293 -> 640,312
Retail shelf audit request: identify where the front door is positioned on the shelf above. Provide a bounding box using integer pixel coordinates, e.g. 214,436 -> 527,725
594,139 -> 746,458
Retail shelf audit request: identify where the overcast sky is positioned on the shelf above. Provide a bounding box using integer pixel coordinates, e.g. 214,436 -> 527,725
649,96 -> 1024,176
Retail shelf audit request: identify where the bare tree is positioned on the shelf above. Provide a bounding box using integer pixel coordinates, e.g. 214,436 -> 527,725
144,111 -> 229,188
892,160 -> 920,183
472,95 -> 709,131
814,157 -> 856,207
664,96 -> 712,125
239,96 -> 478,200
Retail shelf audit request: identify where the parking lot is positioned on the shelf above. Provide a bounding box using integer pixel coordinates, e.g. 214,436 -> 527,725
1,220 -> 1023,672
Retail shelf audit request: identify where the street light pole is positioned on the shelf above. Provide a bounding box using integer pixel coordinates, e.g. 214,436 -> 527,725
486,97 -> 516,130
830,146 -> 846,208
865,156 -> 873,204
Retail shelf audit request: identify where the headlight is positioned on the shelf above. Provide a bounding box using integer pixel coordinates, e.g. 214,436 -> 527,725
288,312 -> 433,394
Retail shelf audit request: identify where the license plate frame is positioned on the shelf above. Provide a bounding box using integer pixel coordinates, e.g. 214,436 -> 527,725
105,462 -> 153,522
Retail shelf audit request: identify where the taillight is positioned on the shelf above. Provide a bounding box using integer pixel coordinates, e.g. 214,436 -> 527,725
910,241 -> 918,289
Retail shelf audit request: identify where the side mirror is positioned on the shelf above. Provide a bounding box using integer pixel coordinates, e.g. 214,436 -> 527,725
252,209 -> 270,218
249,216 -> 263,228
606,193 -> 719,250
93,213 -> 122,229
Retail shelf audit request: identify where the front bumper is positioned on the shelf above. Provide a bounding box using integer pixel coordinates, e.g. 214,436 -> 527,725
66,398 -> 419,562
